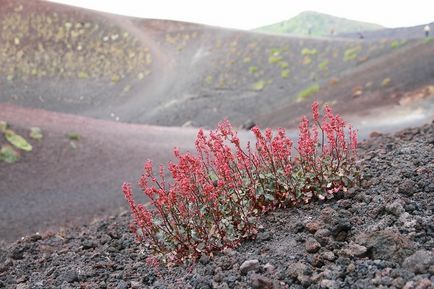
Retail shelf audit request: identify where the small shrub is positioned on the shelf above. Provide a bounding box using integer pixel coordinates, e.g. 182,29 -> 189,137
381,78 -> 391,87
279,61 -> 289,69
344,47 -> 361,62
123,102 -> 359,265
318,59 -> 329,72
4,129 -> 32,151
29,127 -> 43,140
268,54 -> 283,64
281,69 -> 290,78
303,56 -> 312,65
248,66 -> 258,74
66,132 -> 80,141
296,84 -> 320,102
252,80 -> 267,91
0,145 -> 20,163
301,48 -> 318,56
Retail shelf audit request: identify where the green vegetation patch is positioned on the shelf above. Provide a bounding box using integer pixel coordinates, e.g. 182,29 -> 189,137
4,129 -> 32,151
29,127 -> 43,140
252,80 -> 267,91
281,69 -> 290,78
381,78 -> 391,87
279,61 -> 289,69
319,59 -> 329,72
390,40 -> 406,49
249,66 -> 258,74
296,83 -> 320,102
301,48 -> 318,56
344,47 -> 362,62
269,54 -> 283,64
66,132 -> 81,141
0,144 -> 20,164
0,121 -> 7,133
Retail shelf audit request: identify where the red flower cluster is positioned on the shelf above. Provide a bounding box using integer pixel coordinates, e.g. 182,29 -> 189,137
123,101 -> 360,265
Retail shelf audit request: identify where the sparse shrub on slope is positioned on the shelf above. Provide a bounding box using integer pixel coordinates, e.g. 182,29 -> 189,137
122,102 -> 360,265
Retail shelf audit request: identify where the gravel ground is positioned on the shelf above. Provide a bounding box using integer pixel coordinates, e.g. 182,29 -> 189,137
1,121 -> 433,289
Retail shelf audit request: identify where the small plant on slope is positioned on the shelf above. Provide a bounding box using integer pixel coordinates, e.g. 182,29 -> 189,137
123,102 -> 359,265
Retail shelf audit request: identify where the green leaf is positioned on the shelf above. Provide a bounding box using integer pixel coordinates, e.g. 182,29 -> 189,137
4,130 -> 32,151
264,194 -> 275,201
0,145 -> 20,163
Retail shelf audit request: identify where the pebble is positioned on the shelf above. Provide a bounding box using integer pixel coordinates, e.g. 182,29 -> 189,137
250,274 -> 273,289
240,259 -> 260,275
305,238 -> 321,253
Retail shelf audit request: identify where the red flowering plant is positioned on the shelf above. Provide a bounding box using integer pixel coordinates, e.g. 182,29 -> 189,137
123,101 -> 360,265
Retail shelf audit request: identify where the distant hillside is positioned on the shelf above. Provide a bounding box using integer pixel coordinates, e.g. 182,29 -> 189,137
256,11 -> 383,37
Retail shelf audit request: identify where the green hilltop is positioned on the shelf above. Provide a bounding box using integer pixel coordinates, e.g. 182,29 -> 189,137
255,11 -> 384,37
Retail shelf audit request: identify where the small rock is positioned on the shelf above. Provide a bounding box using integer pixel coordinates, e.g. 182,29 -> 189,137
240,259 -> 260,275
305,238 -> 321,253
131,281 -> 141,289
263,263 -> 275,274
29,233 -> 42,242
287,262 -> 307,279
213,267 -> 224,283
392,277 -> 405,288
369,131 -> 382,138
357,230 -> 414,262
242,119 -> 256,130
415,279 -> 432,289
321,279 -> 339,289
60,270 -> 79,283
321,251 -> 336,261
346,263 -> 356,273
9,245 -> 25,260
343,243 -> 368,257
250,274 -> 273,289
398,179 -> 416,196
305,222 -> 321,233
331,220 -> 352,241
402,250 -> 434,274
199,254 -> 210,265
82,240 -> 97,250
314,229 -> 331,246
386,201 -> 405,217
115,280 -> 128,289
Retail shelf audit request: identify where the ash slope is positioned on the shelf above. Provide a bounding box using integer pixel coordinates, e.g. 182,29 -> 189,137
1,0 -> 434,129
1,122 -> 433,288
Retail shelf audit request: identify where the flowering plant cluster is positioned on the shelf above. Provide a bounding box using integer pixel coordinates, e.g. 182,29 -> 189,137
123,102 -> 359,265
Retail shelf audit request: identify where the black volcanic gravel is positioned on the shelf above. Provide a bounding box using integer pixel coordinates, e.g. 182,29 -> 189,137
1,122 -> 433,289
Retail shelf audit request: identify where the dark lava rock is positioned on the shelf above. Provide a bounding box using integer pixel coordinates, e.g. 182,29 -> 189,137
250,273 -> 273,289
242,120 -> 256,130
402,250 -> 434,274
305,238 -> 321,253
240,259 -> 260,275
60,269 -> 79,283
358,230 -> 414,262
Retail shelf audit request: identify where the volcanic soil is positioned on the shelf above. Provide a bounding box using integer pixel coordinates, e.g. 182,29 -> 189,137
1,121 -> 433,289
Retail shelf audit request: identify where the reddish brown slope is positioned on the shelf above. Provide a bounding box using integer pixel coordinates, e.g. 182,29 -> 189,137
0,104 -> 198,242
